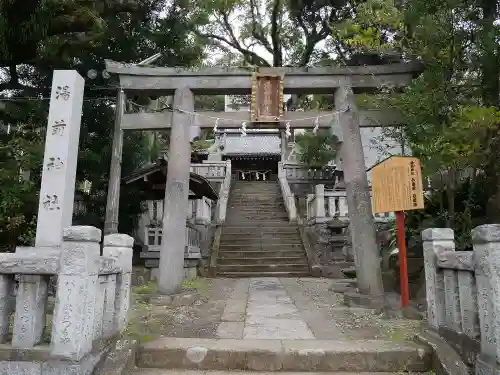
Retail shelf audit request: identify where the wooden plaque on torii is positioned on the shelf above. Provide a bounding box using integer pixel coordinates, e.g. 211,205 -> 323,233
251,73 -> 284,122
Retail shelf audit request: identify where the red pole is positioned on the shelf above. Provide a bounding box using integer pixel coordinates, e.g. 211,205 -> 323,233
395,211 -> 410,308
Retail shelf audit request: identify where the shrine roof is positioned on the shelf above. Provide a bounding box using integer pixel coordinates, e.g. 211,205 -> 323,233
123,160 -> 218,201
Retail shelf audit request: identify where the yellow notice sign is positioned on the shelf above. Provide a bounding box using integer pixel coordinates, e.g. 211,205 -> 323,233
371,156 -> 425,213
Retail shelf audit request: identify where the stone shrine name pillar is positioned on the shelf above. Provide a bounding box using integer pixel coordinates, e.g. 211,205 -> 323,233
36,71 -> 85,247
158,87 -> 194,294
334,85 -> 384,300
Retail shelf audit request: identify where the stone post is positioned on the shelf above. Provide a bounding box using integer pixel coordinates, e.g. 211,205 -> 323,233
12,275 -> 49,348
314,184 -> 326,220
104,89 -> 126,235
158,87 -> 194,294
472,224 -> 500,372
422,228 -> 450,331
195,197 -> 212,256
280,130 -> 288,161
0,275 -> 12,343
36,70 -> 85,247
103,233 -> 134,334
51,226 -> 100,361
334,85 -> 384,298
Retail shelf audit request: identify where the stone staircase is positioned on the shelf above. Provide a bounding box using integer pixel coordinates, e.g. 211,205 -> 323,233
217,181 -> 310,277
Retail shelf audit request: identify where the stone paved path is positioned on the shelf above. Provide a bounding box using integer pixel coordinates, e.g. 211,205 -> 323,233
216,277 -> 420,340
128,277 -> 421,342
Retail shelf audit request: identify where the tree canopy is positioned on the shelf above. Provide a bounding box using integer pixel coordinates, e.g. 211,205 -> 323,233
0,0 -> 204,250
1,0 -> 500,253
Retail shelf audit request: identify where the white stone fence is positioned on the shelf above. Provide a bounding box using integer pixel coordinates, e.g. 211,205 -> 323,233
278,162 -> 297,222
422,225 -> 500,374
185,222 -> 202,257
144,224 -> 202,256
214,160 -> 232,224
190,161 -> 228,181
306,184 -> 395,224
282,162 -> 339,184
1,226 -> 132,362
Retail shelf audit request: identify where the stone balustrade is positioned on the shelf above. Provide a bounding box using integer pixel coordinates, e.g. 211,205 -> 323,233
214,160 -> 231,224
0,226 -> 132,369
278,162 -> 297,222
306,184 -> 395,224
144,224 -> 202,258
422,225 -> 500,374
282,163 -> 338,184
190,161 -> 228,181
185,222 -> 203,258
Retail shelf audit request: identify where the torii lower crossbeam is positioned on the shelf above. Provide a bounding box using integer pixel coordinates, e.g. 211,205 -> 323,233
121,109 -> 401,130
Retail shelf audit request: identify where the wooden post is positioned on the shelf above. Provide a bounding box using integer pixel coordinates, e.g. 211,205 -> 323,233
158,87 -> 194,294
334,85 -> 384,299
395,211 -> 409,307
104,89 -> 126,235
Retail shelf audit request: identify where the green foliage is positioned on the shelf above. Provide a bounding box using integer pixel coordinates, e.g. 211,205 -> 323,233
0,125 -> 43,249
341,0 -> 500,244
295,130 -> 338,168
191,139 -> 214,152
0,0 -> 204,250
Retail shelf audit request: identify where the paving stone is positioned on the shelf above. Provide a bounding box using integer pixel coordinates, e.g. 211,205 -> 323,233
221,311 -> 245,322
243,318 -> 314,339
223,299 -> 247,314
245,304 -> 302,320
216,322 -> 244,339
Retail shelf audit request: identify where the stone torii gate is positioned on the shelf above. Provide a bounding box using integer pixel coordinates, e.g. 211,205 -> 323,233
104,60 -> 421,300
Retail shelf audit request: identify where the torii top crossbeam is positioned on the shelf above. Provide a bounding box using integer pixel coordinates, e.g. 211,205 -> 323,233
105,60 -> 423,95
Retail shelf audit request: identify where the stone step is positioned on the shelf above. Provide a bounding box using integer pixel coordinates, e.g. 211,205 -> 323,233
133,370 -> 427,375
230,193 -> 281,195
226,221 -> 291,225
218,257 -> 307,266
229,198 -> 283,202
134,337 -> 431,372
217,271 -> 311,277
218,250 -> 306,258
226,212 -> 288,218
222,227 -> 300,235
219,241 -> 303,248
229,199 -> 283,203
224,221 -> 295,228
231,190 -> 279,192
220,234 -> 302,241
227,206 -> 286,211
226,216 -> 290,221
217,264 -> 310,273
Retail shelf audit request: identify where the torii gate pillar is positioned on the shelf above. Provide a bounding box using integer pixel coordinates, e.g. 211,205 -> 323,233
335,85 -> 384,305
158,87 -> 194,294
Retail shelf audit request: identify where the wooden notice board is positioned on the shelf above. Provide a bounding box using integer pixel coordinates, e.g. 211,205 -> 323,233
251,73 -> 284,122
371,156 -> 425,213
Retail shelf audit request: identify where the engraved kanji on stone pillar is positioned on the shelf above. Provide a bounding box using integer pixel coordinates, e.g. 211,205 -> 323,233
51,226 -> 100,361
36,71 -> 85,247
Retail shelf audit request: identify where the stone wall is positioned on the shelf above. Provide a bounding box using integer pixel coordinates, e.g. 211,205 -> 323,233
422,225 -> 500,374
0,226 -> 133,375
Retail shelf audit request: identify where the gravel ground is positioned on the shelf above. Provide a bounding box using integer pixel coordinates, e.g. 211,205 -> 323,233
125,278 -> 236,342
280,278 -> 422,340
